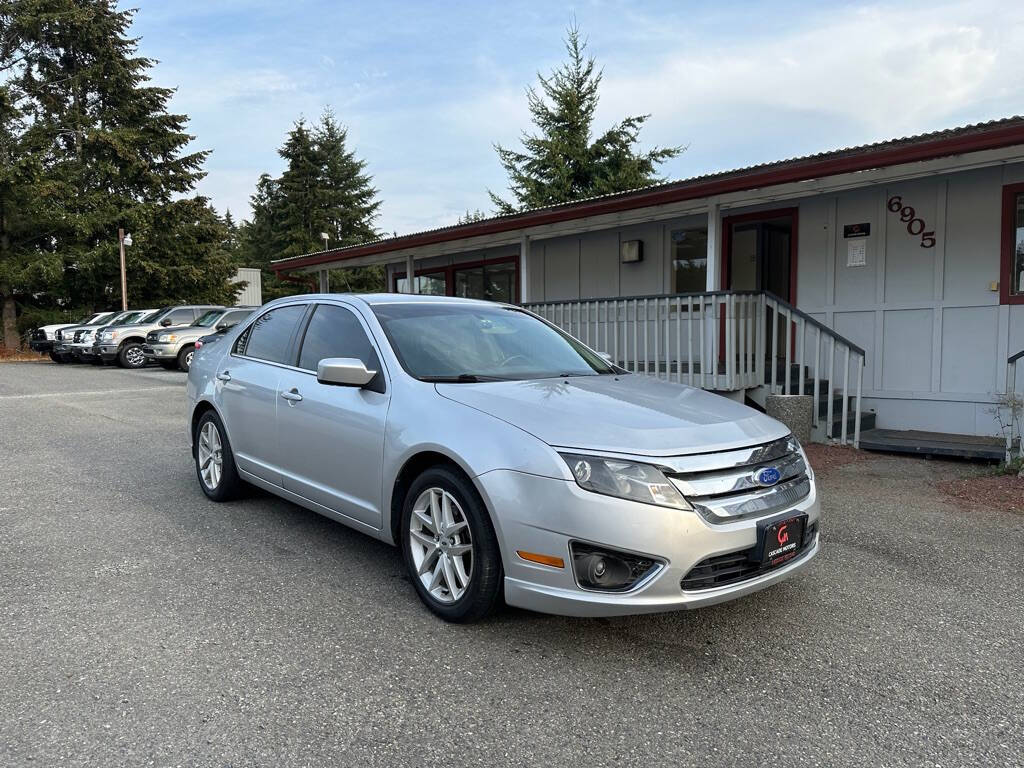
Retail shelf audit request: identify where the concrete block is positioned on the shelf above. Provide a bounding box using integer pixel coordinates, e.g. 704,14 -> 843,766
766,394 -> 813,444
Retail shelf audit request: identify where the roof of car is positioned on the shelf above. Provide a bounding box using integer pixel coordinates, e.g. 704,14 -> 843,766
271,293 -> 499,307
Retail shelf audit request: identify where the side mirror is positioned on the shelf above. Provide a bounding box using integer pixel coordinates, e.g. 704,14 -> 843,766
160,318 -> 173,327
215,322 -> 234,332
317,357 -> 377,387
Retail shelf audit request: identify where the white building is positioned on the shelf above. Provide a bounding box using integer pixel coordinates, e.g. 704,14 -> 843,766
272,117 -> 1024,458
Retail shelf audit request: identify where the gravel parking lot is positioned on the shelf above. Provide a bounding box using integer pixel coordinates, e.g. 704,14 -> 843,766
1,362 -> 1022,767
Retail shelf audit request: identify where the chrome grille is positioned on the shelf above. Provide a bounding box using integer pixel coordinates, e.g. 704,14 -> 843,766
667,436 -> 811,523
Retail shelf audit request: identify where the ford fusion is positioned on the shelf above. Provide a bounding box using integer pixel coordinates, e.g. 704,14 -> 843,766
187,294 -> 819,622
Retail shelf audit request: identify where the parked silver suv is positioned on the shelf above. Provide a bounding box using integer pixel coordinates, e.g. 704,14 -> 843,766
143,307 -> 256,372
96,305 -> 222,368
52,312 -> 116,362
77,309 -> 159,364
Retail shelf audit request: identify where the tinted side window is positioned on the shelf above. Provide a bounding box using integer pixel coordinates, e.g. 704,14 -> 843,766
166,308 -> 197,325
237,305 -> 306,364
298,304 -> 381,373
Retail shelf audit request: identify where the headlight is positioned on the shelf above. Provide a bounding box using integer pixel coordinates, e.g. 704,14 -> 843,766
158,333 -> 177,343
80,330 -> 93,340
101,331 -> 117,341
559,453 -> 691,510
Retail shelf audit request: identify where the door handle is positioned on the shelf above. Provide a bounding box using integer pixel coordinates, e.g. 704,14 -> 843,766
216,371 -> 232,382
280,388 -> 303,403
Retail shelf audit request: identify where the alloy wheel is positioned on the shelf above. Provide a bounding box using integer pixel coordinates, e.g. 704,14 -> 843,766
125,346 -> 145,367
184,350 -> 194,369
197,421 -> 223,490
408,487 -> 474,603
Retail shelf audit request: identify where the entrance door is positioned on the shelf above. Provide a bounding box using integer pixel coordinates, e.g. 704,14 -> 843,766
725,211 -> 795,302
723,209 -> 797,370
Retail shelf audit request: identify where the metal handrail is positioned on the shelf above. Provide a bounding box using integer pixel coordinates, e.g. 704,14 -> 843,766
1006,350 -> 1024,462
760,290 -> 866,357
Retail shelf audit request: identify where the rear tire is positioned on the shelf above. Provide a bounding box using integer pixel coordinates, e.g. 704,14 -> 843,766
194,410 -> 242,502
400,466 -> 503,623
177,344 -> 195,372
118,342 -> 146,369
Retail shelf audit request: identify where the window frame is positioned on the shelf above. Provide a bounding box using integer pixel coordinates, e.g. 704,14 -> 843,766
292,301 -> 388,393
1000,181 -> 1024,305
392,254 -> 519,302
231,301 -> 311,367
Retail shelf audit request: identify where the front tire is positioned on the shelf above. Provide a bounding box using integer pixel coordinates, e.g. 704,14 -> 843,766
49,352 -> 62,363
177,344 -> 195,372
194,410 -> 242,502
118,342 -> 146,369
401,466 -> 503,623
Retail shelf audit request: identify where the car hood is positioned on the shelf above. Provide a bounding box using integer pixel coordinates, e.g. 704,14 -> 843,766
39,323 -> 76,333
435,374 -> 789,457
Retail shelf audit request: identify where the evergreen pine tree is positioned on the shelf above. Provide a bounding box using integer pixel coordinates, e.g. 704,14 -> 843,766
241,111 -> 383,298
0,0 -> 238,345
489,25 -> 681,214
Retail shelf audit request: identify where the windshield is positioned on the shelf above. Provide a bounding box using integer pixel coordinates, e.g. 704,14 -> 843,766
138,310 -> 161,323
87,313 -> 112,325
105,312 -> 133,326
371,303 -> 615,381
192,309 -> 224,328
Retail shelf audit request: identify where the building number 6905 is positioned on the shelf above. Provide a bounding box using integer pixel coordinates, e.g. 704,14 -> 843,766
887,195 -> 936,248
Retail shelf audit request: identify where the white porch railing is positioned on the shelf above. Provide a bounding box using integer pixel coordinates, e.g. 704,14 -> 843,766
524,290 -> 867,447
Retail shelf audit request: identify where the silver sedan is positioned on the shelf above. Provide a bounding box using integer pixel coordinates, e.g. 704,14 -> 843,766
186,294 -> 820,622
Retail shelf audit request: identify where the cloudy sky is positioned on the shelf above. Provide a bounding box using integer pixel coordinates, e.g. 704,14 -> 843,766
129,0 -> 1024,236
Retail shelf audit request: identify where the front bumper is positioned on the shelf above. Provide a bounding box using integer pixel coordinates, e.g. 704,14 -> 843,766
142,343 -> 177,360
475,469 -> 821,617
30,339 -> 53,352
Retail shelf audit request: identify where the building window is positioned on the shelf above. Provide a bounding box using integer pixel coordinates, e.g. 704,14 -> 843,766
396,271 -> 447,295
1012,190 -> 1024,296
1002,183 -> 1024,304
671,227 -> 708,293
454,260 -> 516,302
393,257 -> 518,302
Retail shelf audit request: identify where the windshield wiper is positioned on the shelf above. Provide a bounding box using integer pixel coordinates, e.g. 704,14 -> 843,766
420,374 -> 509,383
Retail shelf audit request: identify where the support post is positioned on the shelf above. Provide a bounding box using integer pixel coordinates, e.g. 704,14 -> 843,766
519,234 -> 530,303
705,201 -> 721,292
118,228 -> 128,311
318,269 -> 329,293
405,254 -> 416,294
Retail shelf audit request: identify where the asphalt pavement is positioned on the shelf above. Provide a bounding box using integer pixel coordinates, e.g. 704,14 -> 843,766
1,361 -> 1022,767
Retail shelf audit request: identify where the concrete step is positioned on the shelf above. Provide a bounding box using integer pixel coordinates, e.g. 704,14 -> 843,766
858,429 -> 1008,460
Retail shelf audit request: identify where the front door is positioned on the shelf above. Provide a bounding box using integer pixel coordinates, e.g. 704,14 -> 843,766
276,302 -> 389,529
724,209 -> 797,362
724,210 -> 795,301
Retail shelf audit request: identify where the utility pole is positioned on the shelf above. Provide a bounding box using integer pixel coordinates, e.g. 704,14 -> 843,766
118,228 -> 132,311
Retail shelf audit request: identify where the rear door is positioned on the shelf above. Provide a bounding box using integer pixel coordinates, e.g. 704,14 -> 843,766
217,303 -> 308,485
275,302 -> 390,529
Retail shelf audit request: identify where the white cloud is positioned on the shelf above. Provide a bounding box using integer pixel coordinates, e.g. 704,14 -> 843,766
164,0 -> 1024,235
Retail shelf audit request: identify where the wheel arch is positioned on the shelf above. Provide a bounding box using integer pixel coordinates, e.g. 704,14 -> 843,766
189,399 -> 220,455
388,450 -> 495,548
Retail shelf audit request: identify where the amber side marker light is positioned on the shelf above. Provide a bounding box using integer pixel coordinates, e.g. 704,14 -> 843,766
516,551 -> 565,568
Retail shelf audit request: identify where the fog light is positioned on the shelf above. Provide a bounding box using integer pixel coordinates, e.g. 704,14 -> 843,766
570,542 -> 660,592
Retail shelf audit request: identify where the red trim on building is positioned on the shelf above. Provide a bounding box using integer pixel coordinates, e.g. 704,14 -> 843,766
1000,182 -> 1024,305
273,120 -> 1024,274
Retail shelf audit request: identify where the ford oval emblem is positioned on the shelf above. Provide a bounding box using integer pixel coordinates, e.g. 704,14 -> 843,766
755,466 -> 782,486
